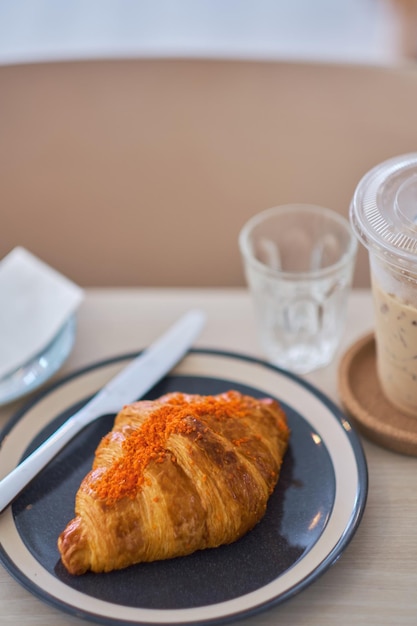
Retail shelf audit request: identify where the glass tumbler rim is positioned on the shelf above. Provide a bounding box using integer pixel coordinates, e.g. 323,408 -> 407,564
238,203 -> 358,281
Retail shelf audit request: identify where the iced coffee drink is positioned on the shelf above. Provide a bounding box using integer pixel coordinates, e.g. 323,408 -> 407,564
350,153 -> 417,417
372,279 -> 417,415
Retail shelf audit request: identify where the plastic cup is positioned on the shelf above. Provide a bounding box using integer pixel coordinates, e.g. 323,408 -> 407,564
239,204 -> 357,374
350,153 -> 417,417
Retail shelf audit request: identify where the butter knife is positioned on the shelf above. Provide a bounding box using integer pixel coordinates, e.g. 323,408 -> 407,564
0,309 -> 206,513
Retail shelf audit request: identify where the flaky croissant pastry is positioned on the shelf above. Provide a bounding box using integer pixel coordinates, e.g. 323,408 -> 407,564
58,390 -> 289,575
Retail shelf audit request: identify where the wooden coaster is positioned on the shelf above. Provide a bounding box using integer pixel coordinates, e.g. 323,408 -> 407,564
338,332 -> 417,456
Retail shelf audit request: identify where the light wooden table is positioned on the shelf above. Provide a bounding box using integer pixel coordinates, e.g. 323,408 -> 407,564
1,288 -> 417,626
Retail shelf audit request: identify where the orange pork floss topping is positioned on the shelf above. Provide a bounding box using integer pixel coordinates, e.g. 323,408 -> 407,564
92,391 -> 272,505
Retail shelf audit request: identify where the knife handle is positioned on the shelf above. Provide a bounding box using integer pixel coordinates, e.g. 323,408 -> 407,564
0,405 -> 98,514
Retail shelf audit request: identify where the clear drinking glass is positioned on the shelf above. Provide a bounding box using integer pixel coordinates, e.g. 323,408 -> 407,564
350,153 -> 417,416
239,204 -> 357,374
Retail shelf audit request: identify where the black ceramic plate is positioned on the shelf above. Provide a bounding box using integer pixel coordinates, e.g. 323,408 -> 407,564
0,349 -> 367,625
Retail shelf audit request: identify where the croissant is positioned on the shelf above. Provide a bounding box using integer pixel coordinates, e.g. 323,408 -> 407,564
58,390 -> 289,575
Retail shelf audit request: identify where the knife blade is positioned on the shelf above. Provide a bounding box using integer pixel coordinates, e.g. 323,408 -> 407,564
0,309 -> 206,513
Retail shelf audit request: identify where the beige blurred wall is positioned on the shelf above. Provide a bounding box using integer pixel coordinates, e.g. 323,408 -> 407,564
1,58 -> 417,288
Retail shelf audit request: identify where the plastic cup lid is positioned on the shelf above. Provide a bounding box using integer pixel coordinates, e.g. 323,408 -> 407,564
350,153 -> 417,270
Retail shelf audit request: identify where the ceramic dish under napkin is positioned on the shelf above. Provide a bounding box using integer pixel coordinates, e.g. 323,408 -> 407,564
0,247 -> 83,405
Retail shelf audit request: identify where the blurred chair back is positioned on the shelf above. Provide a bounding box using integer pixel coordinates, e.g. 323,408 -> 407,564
1,58 -> 417,287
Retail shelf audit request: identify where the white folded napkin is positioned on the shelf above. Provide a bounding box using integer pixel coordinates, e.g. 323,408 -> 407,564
0,247 -> 84,380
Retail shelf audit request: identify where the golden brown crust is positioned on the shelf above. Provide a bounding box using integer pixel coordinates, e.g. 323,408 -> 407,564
58,390 -> 290,575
